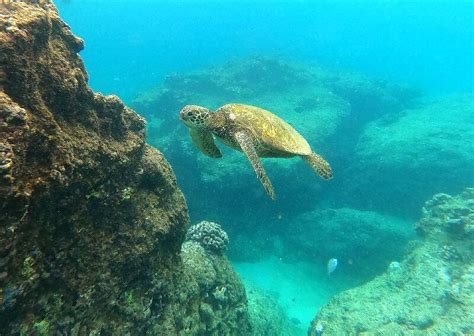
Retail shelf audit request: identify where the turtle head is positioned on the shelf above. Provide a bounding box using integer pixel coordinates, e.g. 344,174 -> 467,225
179,105 -> 212,129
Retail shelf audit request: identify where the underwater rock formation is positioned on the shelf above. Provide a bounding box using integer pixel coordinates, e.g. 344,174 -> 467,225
181,225 -> 249,334
343,94 -> 474,217
309,189 -> 474,335
244,281 -> 302,336
283,207 -> 414,279
0,2 -> 249,334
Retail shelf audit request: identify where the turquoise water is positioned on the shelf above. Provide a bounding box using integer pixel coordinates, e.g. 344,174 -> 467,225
235,256 -> 350,329
57,0 -> 472,101
56,1 -> 473,334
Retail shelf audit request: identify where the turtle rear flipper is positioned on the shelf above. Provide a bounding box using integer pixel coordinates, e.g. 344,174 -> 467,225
190,128 -> 222,158
235,131 -> 276,200
303,152 -> 333,179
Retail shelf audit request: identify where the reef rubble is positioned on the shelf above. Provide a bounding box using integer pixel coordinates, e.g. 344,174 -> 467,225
0,2 -> 249,335
309,188 -> 474,335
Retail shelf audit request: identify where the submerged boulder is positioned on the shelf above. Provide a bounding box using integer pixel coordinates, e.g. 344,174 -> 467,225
342,94 -> 474,217
0,2 -> 249,334
309,189 -> 474,335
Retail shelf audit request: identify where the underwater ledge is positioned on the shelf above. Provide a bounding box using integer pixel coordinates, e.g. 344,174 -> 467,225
0,1 -> 250,334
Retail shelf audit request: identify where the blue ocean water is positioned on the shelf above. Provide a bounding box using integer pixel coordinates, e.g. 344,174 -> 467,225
57,0 -> 473,102
56,1 -> 473,334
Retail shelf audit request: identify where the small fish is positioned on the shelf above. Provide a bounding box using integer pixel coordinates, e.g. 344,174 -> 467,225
327,258 -> 338,275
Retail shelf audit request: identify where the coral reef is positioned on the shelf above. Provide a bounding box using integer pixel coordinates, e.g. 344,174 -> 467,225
309,189 -> 474,335
282,207 -> 414,279
186,220 -> 229,255
0,2 -> 249,334
343,94 -> 474,216
181,239 -> 250,334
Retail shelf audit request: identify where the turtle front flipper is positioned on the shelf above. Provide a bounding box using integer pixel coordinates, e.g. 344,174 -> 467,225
235,131 -> 276,200
303,152 -> 333,179
190,129 -> 222,158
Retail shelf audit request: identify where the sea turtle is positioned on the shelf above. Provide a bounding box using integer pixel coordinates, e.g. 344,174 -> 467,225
179,103 -> 333,199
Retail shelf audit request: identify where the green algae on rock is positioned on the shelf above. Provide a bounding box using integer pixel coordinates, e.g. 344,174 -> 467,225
309,188 -> 474,335
0,2 -> 250,335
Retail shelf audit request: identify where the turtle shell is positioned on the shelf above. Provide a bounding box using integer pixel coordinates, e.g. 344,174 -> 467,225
217,104 -> 311,156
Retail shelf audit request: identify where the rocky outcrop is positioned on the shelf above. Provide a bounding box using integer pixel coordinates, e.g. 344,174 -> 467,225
181,222 -> 248,335
0,2 -> 249,334
244,281 -> 302,336
343,95 -> 474,217
309,189 -> 474,335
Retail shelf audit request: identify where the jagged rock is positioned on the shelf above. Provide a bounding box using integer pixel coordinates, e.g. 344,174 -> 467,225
0,2 -> 249,334
309,189 -> 474,335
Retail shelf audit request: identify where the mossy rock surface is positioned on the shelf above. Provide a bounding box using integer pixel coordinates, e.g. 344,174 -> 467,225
0,2 -> 250,335
309,189 -> 474,335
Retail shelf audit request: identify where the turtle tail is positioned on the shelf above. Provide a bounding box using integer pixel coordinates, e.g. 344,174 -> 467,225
303,152 -> 333,180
